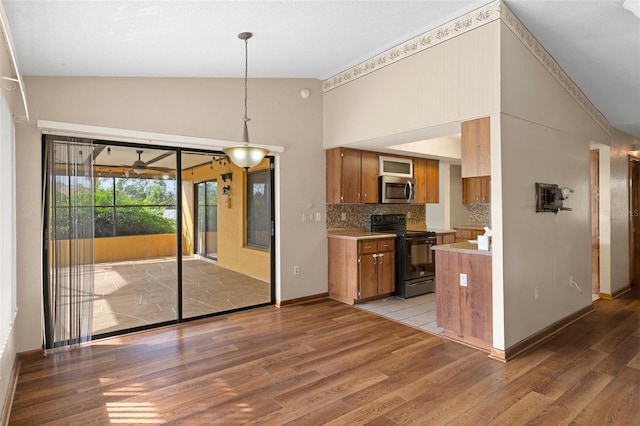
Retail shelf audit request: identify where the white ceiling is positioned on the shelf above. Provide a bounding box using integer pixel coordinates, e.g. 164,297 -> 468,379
4,0 -> 640,139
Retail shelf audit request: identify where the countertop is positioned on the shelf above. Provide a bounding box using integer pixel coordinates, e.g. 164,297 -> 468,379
431,241 -> 492,256
327,230 -> 397,240
406,225 -> 456,234
453,225 -> 489,230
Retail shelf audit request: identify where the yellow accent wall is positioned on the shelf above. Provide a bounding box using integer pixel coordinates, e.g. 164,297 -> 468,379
182,157 -> 270,282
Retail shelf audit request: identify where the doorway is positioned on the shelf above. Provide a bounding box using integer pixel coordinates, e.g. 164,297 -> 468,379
630,156 -> 640,285
590,150 -> 599,296
195,180 -> 218,260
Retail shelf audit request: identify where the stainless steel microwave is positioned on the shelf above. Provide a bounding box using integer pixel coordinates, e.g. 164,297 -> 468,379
379,176 -> 415,204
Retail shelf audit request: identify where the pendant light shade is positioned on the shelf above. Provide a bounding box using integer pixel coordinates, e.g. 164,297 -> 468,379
223,32 -> 269,170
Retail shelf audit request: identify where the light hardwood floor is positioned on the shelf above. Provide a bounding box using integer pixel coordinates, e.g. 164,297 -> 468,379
9,285 -> 639,425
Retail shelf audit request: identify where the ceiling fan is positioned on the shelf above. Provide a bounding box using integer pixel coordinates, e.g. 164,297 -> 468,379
129,150 -> 174,175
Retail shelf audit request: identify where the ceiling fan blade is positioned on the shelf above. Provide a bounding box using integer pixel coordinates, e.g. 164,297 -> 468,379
147,166 -> 175,173
146,151 -> 174,165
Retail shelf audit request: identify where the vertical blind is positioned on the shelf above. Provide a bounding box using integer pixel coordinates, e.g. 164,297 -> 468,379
43,136 -> 95,351
0,92 -> 17,363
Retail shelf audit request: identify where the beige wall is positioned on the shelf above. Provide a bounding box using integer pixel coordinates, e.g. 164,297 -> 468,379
182,158 -> 270,282
14,76 -> 325,353
323,21 -> 501,148
498,21 -> 612,348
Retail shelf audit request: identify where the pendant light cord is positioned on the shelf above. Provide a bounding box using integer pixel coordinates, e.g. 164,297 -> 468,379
243,36 -> 249,121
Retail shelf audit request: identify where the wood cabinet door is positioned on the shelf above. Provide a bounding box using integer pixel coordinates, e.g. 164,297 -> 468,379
377,252 -> 395,294
442,233 -> 455,244
480,176 -> 490,203
358,254 -> 378,299
326,148 -> 342,204
413,158 -> 427,204
461,117 -> 490,178
340,148 -> 361,203
425,159 -> 439,203
360,151 -> 379,203
462,178 -> 480,204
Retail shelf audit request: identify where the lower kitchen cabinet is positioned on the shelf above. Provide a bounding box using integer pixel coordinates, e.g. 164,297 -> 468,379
454,227 -> 485,243
328,236 -> 395,305
436,232 -> 455,245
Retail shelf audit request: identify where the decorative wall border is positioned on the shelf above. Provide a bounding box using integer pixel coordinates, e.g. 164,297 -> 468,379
322,0 -> 611,135
322,1 -> 501,93
499,1 -> 610,134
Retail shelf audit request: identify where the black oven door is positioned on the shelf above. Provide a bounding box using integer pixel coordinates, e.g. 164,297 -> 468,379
405,235 -> 436,280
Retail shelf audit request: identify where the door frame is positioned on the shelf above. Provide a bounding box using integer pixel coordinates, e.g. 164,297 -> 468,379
630,154 -> 640,285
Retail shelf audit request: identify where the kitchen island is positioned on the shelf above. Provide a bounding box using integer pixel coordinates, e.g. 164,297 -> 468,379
432,242 -> 492,352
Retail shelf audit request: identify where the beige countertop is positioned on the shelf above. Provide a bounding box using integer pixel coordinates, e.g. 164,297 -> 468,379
327,230 -> 397,240
407,225 -> 456,234
432,241 -> 492,256
453,225 -> 489,230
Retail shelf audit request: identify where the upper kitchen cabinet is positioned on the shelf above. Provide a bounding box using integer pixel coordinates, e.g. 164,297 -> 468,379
360,151 -> 379,204
461,117 -> 490,178
462,176 -> 490,204
414,158 -> 439,204
326,148 -> 378,204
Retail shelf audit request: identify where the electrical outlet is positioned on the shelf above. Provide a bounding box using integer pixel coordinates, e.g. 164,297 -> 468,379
341,212 -> 347,221
459,273 -> 467,287
535,286 -> 540,300
293,266 -> 300,275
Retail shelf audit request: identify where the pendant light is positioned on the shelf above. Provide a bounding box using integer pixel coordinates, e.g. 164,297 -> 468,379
223,32 -> 269,170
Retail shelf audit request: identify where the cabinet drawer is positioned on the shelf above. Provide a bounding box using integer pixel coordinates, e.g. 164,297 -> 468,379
359,240 -> 378,254
378,239 -> 394,252
455,229 -> 472,239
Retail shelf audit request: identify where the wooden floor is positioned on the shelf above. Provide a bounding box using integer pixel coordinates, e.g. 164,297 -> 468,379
9,286 -> 640,425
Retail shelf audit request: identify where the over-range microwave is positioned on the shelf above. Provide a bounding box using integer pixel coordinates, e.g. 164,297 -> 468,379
379,176 -> 415,204
379,155 -> 413,178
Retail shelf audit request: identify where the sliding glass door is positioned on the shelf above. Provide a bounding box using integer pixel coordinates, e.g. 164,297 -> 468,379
43,138 -> 275,344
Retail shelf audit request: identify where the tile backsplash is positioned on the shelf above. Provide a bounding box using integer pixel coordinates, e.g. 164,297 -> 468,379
326,204 -> 426,230
467,203 -> 491,224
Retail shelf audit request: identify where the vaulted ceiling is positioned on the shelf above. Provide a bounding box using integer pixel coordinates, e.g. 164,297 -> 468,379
4,0 -> 639,139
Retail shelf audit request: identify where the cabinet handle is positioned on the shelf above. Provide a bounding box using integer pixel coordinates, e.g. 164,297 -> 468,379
372,253 -> 378,264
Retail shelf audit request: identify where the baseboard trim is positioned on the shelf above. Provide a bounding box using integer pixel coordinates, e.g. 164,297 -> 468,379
1,355 -> 20,425
501,304 -> 594,362
599,284 -> 632,300
276,293 -> 329,307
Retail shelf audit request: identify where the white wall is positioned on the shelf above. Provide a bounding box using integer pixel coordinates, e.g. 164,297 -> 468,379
14,76 -> 326,353
425,162 -> 449,229
0,91 -> 17,420
323,21 -> 500,149
449,165 -> 468,227
498,21 -> 611,347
